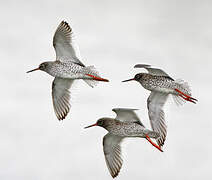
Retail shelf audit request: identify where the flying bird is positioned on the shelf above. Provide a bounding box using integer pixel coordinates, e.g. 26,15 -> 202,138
122,64 -> 197,147
27,21 -> 109,120
85,108 -> 162,178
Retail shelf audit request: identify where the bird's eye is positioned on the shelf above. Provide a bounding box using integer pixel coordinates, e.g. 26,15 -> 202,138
135,74 -> 140,79
40,64 -> 45,69
98,120 -> 103,126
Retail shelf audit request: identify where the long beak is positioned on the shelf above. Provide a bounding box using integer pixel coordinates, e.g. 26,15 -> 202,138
26,67 -> 40,73
122,78 -> 135,82
84,123 -> 97,129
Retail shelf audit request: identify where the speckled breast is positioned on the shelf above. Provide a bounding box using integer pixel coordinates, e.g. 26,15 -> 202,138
49,62 -> 84,78
140,74 -> 175,93
109,121 -> 146,137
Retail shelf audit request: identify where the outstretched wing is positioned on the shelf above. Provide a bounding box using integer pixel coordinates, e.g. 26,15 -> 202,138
103,133 -> 124,178
52,77 -> 74,120
112,108 -> 144,126
53,21 -> 84,66
134,64 -> 174,80
147,91 -> 169,147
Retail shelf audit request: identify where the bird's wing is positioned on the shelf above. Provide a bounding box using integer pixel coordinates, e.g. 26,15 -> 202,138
53,21 -> 84,66
112,108 -> 144,126
52,77 -> 74,120
134,64 -> 174,80
103,133 -> 124,178
147,91 -> 169,147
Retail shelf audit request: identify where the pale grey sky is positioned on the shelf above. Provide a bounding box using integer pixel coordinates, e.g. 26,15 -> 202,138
1,0 -> 212,179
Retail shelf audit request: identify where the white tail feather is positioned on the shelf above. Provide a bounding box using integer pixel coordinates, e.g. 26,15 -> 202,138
172,79 -> 192,106
83,79 -> 98,87
172,94 -> 186,106
83,66 -> 100,87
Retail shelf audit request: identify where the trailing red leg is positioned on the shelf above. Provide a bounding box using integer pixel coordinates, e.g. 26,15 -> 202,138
145,135 -> 163,152
175,89 -> 197,104
86,74 -> 109,82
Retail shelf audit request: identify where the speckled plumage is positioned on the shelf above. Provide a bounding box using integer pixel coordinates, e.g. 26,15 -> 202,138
140,73 -> 175,92
122,64 -> 197,148
100,118 -> 157,138
85,108 -> 161,178
42,61 -> 99,80
137,73 -> 191,96
27,21 -> 108,120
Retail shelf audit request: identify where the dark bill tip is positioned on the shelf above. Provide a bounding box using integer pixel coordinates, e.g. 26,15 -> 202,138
122,78 -> 135,82
84,123 -> 97,129
26,68 -> 40,73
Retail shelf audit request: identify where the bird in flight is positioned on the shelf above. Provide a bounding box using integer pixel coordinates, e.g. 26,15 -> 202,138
122,64 -> 197,148
27,21 -> 109,120
85,108 -> 162,178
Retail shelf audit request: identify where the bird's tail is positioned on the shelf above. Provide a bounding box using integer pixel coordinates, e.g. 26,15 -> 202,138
172,79 -> 197,105
83,65 -> 99,88
82,66 -> 109,87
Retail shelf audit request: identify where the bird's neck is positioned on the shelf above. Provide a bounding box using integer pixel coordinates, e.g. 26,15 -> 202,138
44,61 -> 62,77
102,119 -> 121,132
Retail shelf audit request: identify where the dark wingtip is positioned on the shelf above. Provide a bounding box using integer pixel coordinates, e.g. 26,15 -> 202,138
134,64 -> 151,68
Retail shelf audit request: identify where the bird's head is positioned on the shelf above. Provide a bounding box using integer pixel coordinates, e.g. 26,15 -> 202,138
27,61 -> 53,73
122,73 -> 144,83
84,118 -> 106,129
84,118 -> 114,130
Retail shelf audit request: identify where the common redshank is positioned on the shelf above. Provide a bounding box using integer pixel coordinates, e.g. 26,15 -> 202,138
122,64 -> 197,147
85,108 -> 163,178
27,21 -> 109,120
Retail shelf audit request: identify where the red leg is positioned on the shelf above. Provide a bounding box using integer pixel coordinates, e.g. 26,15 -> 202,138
145,135 -> 163,152
178,94 -> 197,104
86,74 -> 109,82
175,89 -> 197,103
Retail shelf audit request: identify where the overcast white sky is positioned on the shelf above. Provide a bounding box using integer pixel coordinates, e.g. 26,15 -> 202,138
1,0 -> 212,179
